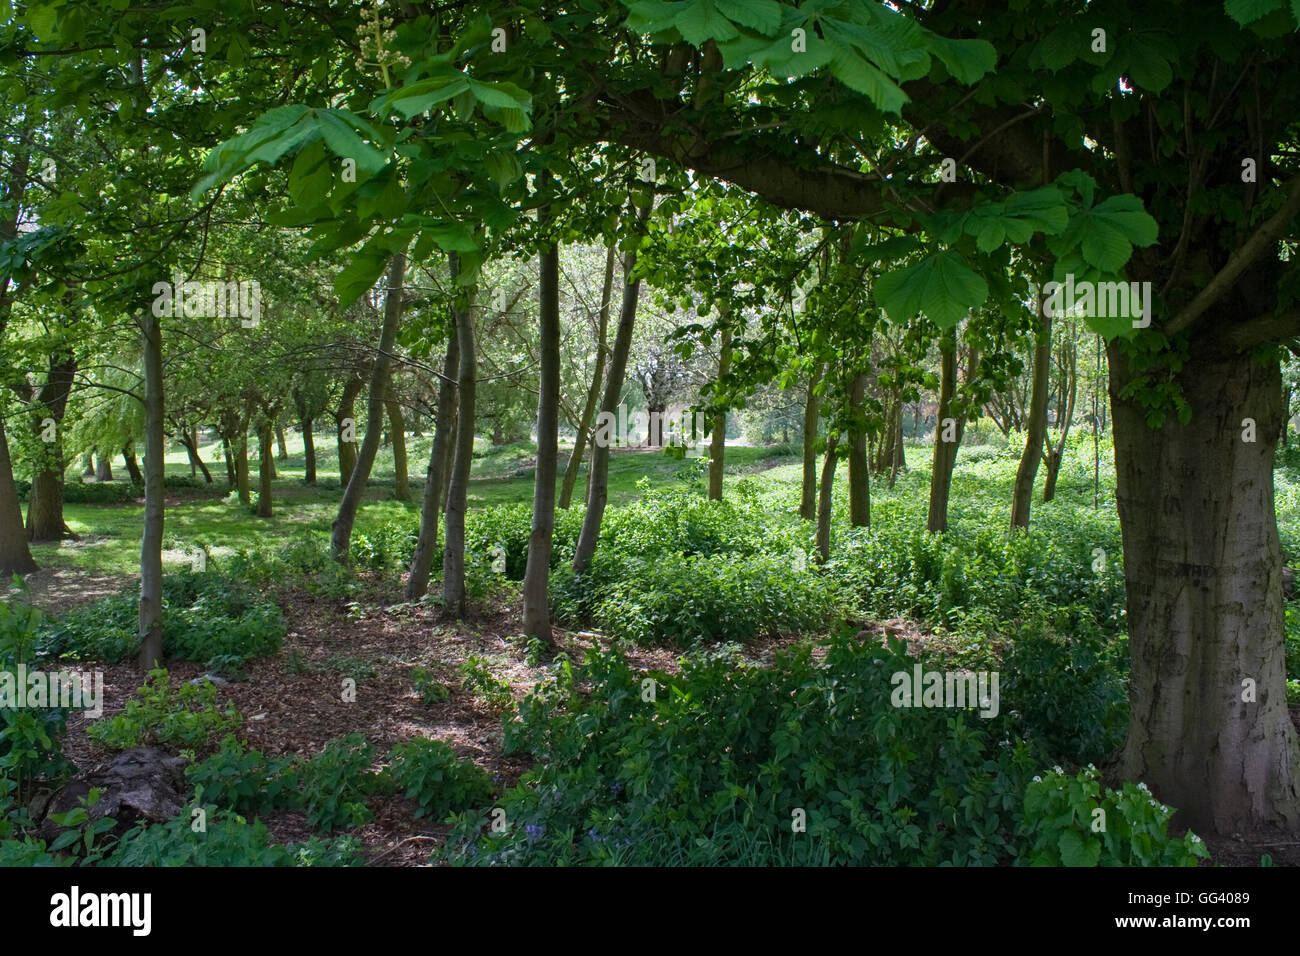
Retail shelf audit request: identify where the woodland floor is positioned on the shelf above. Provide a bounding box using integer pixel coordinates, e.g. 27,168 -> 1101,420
28,571 -> 1300,867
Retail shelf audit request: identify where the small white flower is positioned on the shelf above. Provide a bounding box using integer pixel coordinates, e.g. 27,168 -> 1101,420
1052,765 -> 1064,775
1032,775 -> 1041,782
1190,834 -> 1202,844
1137,782 -> 1150,793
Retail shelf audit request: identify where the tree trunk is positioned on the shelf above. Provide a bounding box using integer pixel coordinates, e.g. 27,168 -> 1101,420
276,425 -> 288,460
222,436 -> 235,489
815,434 -> 839,564
180,431 -> 213,483
442,397 -> 457,511
523,237 -> 561,644
1111,337 -> 1300,834
406,332 -> 459,601
847,372 -> 870,527
235,434 -> 251,504
574,204 -> 651,575
646,404 -> 666,447
138,311 -> 165,672
0,419 -> 37,577
442,254 -> 477,615
1042,329 -> 1077,503
302,417 -> 316,484
386,392 -> 410,501
927,332 -> 965,533
25,352 -> 77,542
1010,298 -> 1051,529
707,326 -> 733,501
256,419 -> 274,518
122,444 -> 143,486
888,400 -> 905,488
800,362 -> 824,520
80,452 -> 94,480
95,453 -> 113,482
332,253 -> 407,559
559,242 -> 616,510
336,376 -> 363,486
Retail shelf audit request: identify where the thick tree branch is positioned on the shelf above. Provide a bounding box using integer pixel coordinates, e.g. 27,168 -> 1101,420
1166,173 -> 1300,337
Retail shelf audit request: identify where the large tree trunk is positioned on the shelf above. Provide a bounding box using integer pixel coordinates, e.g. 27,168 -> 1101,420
26,352 -> 77,542
847,373 -> 870,527
386,391 -> 410,501
95,452 -> 113,482
336,376 -> 363,486
256,418 -> 274,518
276,425 -> 288,461
815,434 -> 839,564
332,253 -> 407,559
122,444 -> 143,486
707,326 -> 733,501
559,242 -> 615,510
406,332 -> 459,601
927,331 -> 964,533
138,311 -> 165,672
573,204 -> 650,575
1010,299 -> 1051,529
523,238 -> 561,644
1111,336 -> 1300,835
0,419 -> 37,577
442,255 -> 477,615
800,362 -> 824,520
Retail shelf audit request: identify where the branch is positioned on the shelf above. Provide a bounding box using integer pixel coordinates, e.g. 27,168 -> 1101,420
1165,173 -> 1300,337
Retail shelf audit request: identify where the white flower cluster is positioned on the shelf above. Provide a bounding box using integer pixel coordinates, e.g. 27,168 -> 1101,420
356,0 -> 410,80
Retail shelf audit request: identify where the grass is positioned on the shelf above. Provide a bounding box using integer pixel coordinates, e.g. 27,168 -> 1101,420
26,432 -> 802,576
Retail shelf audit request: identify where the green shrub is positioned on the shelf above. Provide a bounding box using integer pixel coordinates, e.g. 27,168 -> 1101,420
387,738 -> 493,820
184,735 -> 297,816
0,599 -> 71,800
458,655 -> 513,712
1001,620 -> 1128,763
88,669 -> 240,752
48,570 -> 284,671
559,551 -> 837,647
412,666 -> 450,705
101,802 -> 362,866
445,630 -> 1042,866
1018,766 -> 1209,866
295,734 -> 388,831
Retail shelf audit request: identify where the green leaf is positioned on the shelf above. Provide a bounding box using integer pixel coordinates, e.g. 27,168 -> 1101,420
715,0 -> 783,35
875,251 -> 988,329
375,76 -> 471,120
1127,45 -> 1172,92
318,112 -> 388,175
828,47 -> 907,113
927,35 -> 998,84
675,0 -> 739,44
1224,0 -> 1284,25
26,3 -> 59,42
1058,830 -> 1102,867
